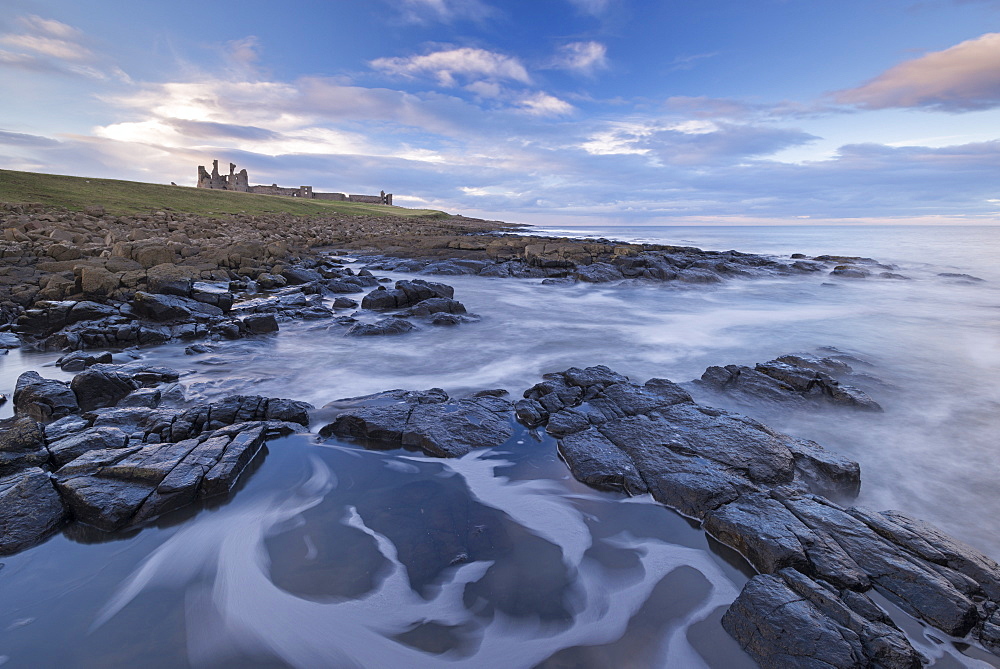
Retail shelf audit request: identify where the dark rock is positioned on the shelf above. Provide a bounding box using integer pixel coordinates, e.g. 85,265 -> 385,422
48,426 -> 129,468
322,389 -> 513,457
243,314 -> 279,334
43,415 -> 89,443
938,272 -> 985,283
132,292 -> 224,322
401,297 -> 467,317
54,421 -> 270,532
429,313 -> 463,326
66,301 -> 118,325
117,388 -> 161,409
831,266 -> 870,278
0,467 -> 67,555
332,297 -> 359,308
281,267 -> 323,285
0,417 -> 49,474
696,355 -> 882,412
346,318 -> 416,336
190,282 -> 234,312
13,371 -> 79,421
57,350 -> 113,372
263,398 -> 313,425
326,280 -> 366,294
71,364 -> 179,412
575,262 -> 624,283
723,568 -> 922,669
519,365 -> 1000,660
360,279 -> 455,310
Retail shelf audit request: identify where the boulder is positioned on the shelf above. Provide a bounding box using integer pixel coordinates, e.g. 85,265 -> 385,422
321,389 -> 513,457
13,371 -> 79,421
132,291 -> 224,322
243,314 -> 279,335
57,350 -> 113,372
696,354 -> 882,412
281,266 -> 323,285
401,297 -> 467,317
0,416 -> 49,474
190,282 -> 234,312
360,279 -> 454,310
345,318 -> 416,336
575,262 -> 624,283
723,568 -> 922,669
0,467 -> 67,554
332,297 -> 358,308
79,266 -> 120,297
71,363 -> 180,412
146,263 -> 195,296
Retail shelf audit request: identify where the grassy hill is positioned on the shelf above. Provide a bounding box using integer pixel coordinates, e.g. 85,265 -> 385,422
0,169 -> 448,219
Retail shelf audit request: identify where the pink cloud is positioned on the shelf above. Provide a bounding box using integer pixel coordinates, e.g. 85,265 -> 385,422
835,32 -> 1000,111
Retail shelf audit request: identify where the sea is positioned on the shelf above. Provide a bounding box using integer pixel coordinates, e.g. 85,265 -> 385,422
1,224 -> 998,667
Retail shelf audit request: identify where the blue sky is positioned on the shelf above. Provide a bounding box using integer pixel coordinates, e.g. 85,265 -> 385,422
1,0 -> 998,225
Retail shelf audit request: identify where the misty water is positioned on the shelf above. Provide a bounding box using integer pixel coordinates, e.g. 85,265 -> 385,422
1,225 -> 999,667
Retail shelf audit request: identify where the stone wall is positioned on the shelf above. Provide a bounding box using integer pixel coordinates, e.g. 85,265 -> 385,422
347,195 -> 383,204
248,184 -> 303,197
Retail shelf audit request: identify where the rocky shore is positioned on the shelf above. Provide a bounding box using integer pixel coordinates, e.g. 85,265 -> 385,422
2,200 -> 997,666
1,202 -> 918,354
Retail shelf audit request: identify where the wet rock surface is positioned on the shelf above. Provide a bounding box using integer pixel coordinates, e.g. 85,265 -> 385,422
320,388 -> 514,457
518,365 -> 1000,666
0,364 -> 312,550
695,352 -> 883,412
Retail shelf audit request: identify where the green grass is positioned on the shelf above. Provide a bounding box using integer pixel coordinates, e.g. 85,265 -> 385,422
0,169 -> 449,219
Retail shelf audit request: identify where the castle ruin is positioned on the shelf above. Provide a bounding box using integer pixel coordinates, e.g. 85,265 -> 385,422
196,160 -> 392,205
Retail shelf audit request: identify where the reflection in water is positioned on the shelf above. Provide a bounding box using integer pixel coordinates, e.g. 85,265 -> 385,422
96,448 -> 742,668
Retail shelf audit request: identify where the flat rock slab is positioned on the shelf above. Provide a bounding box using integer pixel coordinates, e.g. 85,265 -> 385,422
55,424 -> 267,531
321,388 -> 514,457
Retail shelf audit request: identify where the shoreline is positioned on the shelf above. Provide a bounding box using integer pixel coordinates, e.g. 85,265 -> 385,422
3,200 -> 1000,666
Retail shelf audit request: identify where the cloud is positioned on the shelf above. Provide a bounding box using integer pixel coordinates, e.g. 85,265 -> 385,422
516,92 -> 575,116
394,0 -> 498,24
15,15 -> 81,39
0,129 -> 61,147
835,32 -> 1000,111
0,33 -> 93,61
582,120 -> 817,165
667,52 -> 719,72
226,36 -> 261,71
0,13 -> 129,82
370,47 -> 530,87
551,42 -> 609,76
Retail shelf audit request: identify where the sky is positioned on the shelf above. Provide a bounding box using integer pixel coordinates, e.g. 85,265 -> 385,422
1,0 -> 999,226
